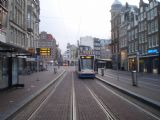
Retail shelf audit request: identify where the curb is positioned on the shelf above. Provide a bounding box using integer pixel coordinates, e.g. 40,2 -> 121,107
2,70 -> 66,120
96,75 -> 160,111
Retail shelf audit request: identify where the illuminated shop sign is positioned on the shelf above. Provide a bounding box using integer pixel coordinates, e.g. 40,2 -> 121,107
80,56 -> 94,59
147,49 -> 159,54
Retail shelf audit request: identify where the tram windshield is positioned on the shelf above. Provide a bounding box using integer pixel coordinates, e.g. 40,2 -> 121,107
81,58 -> 93,70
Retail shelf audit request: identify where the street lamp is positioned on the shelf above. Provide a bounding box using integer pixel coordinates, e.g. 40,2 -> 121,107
116,44 -> 119,80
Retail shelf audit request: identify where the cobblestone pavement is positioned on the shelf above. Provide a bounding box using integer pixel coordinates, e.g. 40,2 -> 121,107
0,67 -> 64,119
84,80 -> 157,120
1,67 -> 159,120
74,73 -> 107,120
30,71 -> 72,120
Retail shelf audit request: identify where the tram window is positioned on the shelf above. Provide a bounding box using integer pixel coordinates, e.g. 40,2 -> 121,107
81,58 -> 93,69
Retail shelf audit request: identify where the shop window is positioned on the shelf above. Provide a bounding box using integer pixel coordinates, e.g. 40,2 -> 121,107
153,58 -> 158,74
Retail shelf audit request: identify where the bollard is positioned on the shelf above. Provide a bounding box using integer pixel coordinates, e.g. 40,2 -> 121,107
101,68 -> 104,76
131,71 -> 137,86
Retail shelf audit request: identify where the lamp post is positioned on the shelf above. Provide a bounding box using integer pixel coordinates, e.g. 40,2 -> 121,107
136,51 -> 139,72
116,44 -> 119,80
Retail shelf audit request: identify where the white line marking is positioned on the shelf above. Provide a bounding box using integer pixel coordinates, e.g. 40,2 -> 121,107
97,81 -> 160,120
85,85 -> 116,120
72,72 -> 77,120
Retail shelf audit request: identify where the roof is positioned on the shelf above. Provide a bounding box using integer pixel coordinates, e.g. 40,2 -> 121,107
112,0 -> 122,6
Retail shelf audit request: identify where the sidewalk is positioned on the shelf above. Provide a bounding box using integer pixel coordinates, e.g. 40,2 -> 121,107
0,67 -> 65,120
96,69 -> 160,109
104,69 -> 160,80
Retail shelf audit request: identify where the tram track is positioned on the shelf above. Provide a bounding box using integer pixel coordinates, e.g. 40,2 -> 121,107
27,72 -> 66,120
85,84 -> 117,120
71,72 -> 77,120
83,77 -> 160,120
73,73 -> 117,120
5,69 -> 160,120
95,80 -> 160,120
6,71 -> 67,120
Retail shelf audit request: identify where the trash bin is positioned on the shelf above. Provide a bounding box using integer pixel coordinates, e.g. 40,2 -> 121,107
54,68 -> 57,74
131,71 -> 137,86
101,68 -> 104,76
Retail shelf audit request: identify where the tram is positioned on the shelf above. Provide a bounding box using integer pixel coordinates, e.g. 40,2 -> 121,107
76,55 -> 96,78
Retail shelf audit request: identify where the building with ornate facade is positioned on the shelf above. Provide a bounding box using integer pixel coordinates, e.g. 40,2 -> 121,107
110,0 -> 160,74
110,0 -> 122,70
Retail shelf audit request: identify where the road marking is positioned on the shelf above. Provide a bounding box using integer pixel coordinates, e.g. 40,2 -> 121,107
72,72 -> 77,120
27,72 -> 67,120
97,81 -> 160,120
85,85 -> 117,120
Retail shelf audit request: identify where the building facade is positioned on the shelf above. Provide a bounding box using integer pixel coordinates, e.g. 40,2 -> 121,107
110,0 -> 122,70
63,43 -> 77,66
110,0 -> 160,74
120,4 -> 139,71
0,0 -> 40,89
128,6 -> 139,71
0,0 -> 9,89
27,0 -> 40,49
80,36 -> 101,59
38,31 -> 57,67
100,39 -> 111,59
143,0 -> 160,74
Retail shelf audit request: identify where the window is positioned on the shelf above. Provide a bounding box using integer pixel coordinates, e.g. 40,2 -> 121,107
155,34 -> 159,46
148,22 -> 151,33
150,1 -> 153,9
144,21 -> 147,30
135,41 -> 138,51
154,8 -> 157,16
141,13 -> 144,21
10,27 -> 14,43
155,19 -> 158,31
139,34 -> 142,44
151,21 -> 154,32
142,45 -> 144,54
148,36 -> 151,48
135,29 -> 137,38
142,34 -> 145,43
132,30 -> 134,40
151,9 -> 154,19
145,32 -> 147,42
147,12 -> 150,20
144,12 -> 146,18
152,35 -> 156,47
145,44 -> 147,54
140,7 -> 143,13
129,44 -> 131,53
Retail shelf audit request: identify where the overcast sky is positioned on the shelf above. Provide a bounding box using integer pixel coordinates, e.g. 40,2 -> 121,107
40,0 -> 148,53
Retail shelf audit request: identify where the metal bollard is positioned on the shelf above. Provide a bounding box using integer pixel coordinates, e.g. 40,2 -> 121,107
101,68 -> 104,76
131,71 -> 137,86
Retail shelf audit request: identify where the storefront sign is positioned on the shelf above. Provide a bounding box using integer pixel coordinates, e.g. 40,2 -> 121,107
148,49 -> 159,54
28,48 -> 35,54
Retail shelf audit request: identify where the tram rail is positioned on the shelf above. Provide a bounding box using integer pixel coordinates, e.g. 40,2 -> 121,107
6,71 -> 66,120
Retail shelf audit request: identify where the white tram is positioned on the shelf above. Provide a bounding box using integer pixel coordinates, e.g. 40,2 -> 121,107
76,55 -> 95,78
